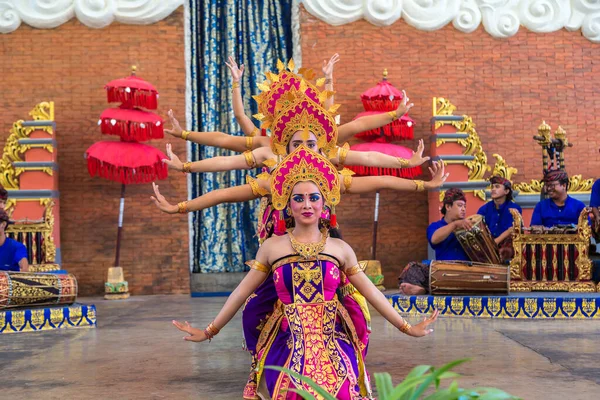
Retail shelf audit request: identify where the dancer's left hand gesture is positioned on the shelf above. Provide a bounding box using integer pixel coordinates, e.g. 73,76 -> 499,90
395,90 -> 414,117
408,309 -> 439,337
408,139 -> 430,167
425,161 -> 449,190
322,53 -> 340,79
225,56 -> 245,82
162,143 -> 184,172
172,320 -> 209,342
150,182 -> 178,214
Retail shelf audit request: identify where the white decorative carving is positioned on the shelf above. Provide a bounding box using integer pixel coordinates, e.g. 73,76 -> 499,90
301,0 -> 600,42
0,0 -> 183,34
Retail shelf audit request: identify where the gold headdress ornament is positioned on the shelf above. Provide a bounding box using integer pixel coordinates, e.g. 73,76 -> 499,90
270,144 -> 341,229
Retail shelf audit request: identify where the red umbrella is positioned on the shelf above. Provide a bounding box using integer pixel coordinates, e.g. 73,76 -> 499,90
105,72 -> 159,110
347,142 -> 422,178
86,141 -> 167,185
99,108 -> 164,142
353,111 -> 415,142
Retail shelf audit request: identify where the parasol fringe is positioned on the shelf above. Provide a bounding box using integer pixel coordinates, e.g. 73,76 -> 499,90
106,87 -> 158,110
355,119 -> 414,141
100,119 -> 163,141
346,164 -> 422,179
87,157 -> 167,185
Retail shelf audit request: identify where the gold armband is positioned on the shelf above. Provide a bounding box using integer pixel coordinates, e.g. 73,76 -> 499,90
177,201 -> 188,214
387,110 -> 398,121
414,180 -> 425,192
400,320 -> 412,334
245,136 -> 253,150
182,162 -> 192,173
204,321 -> 220,342
249,127 -> 260,137
232,81 -> 240,90
246,176 -> 269,197
343,174 -> 353,194
338,143 -> 350,166
243,151 -> 257,168
397,157 -> 409,168
345,264 -> 363,276
181,130 -> 191,140
245,259 -> 270,274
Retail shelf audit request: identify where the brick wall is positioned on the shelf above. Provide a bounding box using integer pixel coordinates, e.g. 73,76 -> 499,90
300,7 -> 600,287
0,8 -> 189,295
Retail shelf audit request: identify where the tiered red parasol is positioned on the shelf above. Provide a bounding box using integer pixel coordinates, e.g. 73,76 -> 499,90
86,67 -> 167,298
347,142 -> 421,179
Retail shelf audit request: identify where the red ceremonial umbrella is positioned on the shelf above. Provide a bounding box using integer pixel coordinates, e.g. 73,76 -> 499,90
347,142 -> 421,260
87,67 -> 167,297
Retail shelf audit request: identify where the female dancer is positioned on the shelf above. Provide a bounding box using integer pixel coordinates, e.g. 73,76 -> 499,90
172,146 -> 438,399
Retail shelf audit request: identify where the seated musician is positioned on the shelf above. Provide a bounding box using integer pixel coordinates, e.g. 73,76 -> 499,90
531,169 -> 586,228
0,209 -> 29,272
0,186 -> 6,210
398,189 -> 470,295
477,176 -> 522,261
590,177 -> 600,237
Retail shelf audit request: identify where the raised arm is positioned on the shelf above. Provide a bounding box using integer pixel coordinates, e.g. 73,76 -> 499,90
322,53 -> 340,109
226,56 -> 261,137
340,139 -> 430,169
173,243 -> 272,342
337,90 -> 414,144
344,161 -> 449,194
164,109 -> 269,153
150,181 -> 266,214
340,241 -> 437,337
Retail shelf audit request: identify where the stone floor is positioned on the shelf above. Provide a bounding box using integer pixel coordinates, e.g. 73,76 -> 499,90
1,295 -> 599,399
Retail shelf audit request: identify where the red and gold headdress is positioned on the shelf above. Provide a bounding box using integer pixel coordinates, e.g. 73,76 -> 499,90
270,145 -> 340,229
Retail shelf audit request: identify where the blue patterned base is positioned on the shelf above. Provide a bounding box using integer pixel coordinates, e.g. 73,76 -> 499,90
388,293 -> 600,319
0,303 -> 96,334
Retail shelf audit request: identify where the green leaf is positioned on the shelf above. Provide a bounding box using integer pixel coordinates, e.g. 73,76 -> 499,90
409,359 -> 470,400
471,388 -> 522,400
265,366 -> 337,400
374,372 -> 394,398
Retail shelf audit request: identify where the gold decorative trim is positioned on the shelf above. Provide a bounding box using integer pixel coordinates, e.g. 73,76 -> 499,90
491,154 -> 517,181
439,188 -> 486,202
29,101 -> 55,121
15,167 -> 54,177
6,201 -> 57,264
20,144 -> 54,153
514,175 -> 593,194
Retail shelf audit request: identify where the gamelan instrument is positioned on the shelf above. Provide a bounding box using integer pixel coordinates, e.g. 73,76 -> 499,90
429,260 -> 509,295
455,214 -> 502,264
0,272 -> 78,310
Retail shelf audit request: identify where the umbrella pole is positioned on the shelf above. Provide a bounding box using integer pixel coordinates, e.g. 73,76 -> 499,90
105,183 -> 130,300
371,191 -> 379,260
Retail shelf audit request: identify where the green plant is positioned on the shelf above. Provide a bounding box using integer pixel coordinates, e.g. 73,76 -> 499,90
266,359 -> 520,400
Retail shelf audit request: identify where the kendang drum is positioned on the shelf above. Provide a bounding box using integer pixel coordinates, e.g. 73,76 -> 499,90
429,260 -> 509,296
0,272 -> 78,310
455,214 -> 502,264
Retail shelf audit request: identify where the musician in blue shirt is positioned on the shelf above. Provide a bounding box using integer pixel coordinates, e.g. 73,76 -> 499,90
531,169 -> 587,227
0,186 -> 7,210
0,209 -> 29,272
590,178 -> 600,231
427,188 -> 471,261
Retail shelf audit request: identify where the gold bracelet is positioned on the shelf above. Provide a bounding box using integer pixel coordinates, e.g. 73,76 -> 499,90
182,162 -> 192,173
400,320 -> 412,334
245,136 -> 254,150
232,81 -> 240,90
414,180 -> 425,192
343,174 -> 353,194
249,127 -> 259,137
345,264 -> 363,276
397,157 -> 409,168
204,321 -> 220,342
387,110 -> 398,121
338,144 -> 349,165
177,201 -> 188,214
243,150 -> 257,168
181,130 -> 191,140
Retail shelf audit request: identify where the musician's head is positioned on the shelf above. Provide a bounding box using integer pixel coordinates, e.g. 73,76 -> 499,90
441,188 -> 467,220
543,169 -> 569,200
0,185 -> 7,210
0,209 -> 11,233
489,176 -> 513,202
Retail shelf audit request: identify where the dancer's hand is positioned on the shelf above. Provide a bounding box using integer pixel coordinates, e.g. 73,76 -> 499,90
322,53 -> 340,79
408,309 -> 438,337
424,161 -> 449,189
172,320 -> 209,342
395,90 -> 414,117
408,139 -> 430,167
150,182 -> 178,214
162,143 -> 184,172
225,56 -> 245,82
164,109 -> 184,138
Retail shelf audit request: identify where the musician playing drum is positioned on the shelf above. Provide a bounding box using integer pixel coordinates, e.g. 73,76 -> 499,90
0,186 -> 7,210
531,169 -> 586,227
477,176 -> 522,260
0,209 -> 29,272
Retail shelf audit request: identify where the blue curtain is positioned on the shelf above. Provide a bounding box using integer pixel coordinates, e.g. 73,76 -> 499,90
188,0 -> 293,272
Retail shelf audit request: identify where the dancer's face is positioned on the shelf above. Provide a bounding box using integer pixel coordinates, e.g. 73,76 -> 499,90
288,131 -> 318,152
290,181 -> 324,226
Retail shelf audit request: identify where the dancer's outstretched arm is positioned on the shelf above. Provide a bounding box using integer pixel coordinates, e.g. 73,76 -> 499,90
340,139 -> 430,169
344,161 -> 448,194
164,110 -> 269,152
172,243 -> 273,342
322,53 -> 340,109
150,181 -> 267,214
339,240 -> 438,337
337,90 -> 414,144
226,56 -> 262,137
162,144 -> 273,173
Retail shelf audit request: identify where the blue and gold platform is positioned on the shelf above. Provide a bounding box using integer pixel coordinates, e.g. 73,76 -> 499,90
0,303 -> 96,334
388,293 -> 600,319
